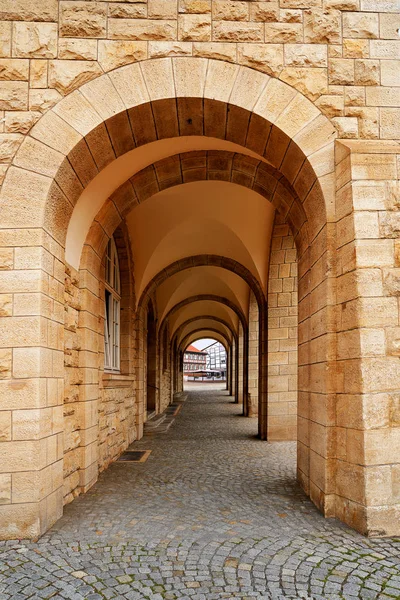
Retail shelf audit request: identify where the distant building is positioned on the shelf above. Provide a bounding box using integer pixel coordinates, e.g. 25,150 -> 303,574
183,345 -> 207,378
203,342 -> 227,379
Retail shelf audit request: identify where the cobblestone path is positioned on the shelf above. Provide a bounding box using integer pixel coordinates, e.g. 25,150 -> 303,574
1,390 -> 400,600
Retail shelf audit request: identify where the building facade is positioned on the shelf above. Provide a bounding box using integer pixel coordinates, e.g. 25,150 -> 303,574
0,0 -> 399,540
183,344 -> 207,376
204,341 -> 227,377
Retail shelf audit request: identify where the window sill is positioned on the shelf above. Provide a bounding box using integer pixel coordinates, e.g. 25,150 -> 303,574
102,372 -> 135,388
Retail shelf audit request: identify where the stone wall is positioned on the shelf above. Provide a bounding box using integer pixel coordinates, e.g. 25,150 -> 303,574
0,0 -> 399,175
268,216 -> 298,441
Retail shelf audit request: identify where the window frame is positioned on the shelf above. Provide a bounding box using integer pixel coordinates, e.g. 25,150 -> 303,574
104,237 -> 121,373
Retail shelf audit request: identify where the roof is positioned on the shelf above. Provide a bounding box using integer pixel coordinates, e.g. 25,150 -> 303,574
185,345 -> 207,354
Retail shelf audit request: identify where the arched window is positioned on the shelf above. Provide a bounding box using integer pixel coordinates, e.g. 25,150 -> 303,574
104,237 -> 120,371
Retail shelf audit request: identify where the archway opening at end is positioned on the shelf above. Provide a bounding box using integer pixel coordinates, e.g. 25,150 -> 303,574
183,338 -> 228,392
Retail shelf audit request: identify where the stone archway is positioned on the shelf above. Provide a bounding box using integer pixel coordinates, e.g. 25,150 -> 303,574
1,56 -> 397,539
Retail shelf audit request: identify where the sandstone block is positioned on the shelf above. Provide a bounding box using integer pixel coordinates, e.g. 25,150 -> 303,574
0,349 -> 11,380
381,61 -> 400,87
110,19 -> 177,41
0,59 -> 29,81
29,88 -> 62,112
284,44 -> 327,68
354,59 -> 380,86
0,81 -> 28,110
343,11 -> 379,38
380,212 -> 400,239
380,108 -> 400,139
178,15 -> 211,41
325,0 -> 359,7
150,41 -> 192,58
193,42 -> 235,62
315,94 -> 343,117
179,0 -> 211,13
60,2 -> 107,38
4,111 -> 41,133
0,0 -> 58,21
370,40 -> 400,60
98,40 -> 147,71
108,4 -> 147,19
329,58 -> 354,85
58,39 -> 98,61
265,23 -> 303,43
0,473 -> 11,503
12,22 -> 57,58
30,60 -> 47,88
250,2 -> 279,22
304,9 -> 341,44
343,39 -> 369,59
333,114 -> 358,137
0,22 -> 11,58
0,133 -> 23,162
213,21 -> 263,42
0,294 -> 12,317
280,67 -> 327,101
237,44 -> 283,77
366,87 -> 400,107
49,60 -> 102,95
380,13 -> 400,40
279,9 -> 302,23
148,0 -> 178,20
212,1 -> 249,21
345,86 -> 365,107
361,0 -> 399,9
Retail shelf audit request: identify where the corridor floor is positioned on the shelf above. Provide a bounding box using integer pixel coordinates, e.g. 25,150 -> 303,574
1,390 -> 400,600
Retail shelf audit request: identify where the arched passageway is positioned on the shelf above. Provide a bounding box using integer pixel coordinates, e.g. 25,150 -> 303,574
0,57 -> 399,543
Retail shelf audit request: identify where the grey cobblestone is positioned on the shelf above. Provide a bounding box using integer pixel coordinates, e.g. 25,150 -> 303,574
0,389 -> 400,599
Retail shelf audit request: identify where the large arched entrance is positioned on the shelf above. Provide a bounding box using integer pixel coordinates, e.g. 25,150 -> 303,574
0,57 -> 398,540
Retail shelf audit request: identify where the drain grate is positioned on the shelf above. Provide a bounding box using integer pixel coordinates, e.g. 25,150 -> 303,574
117,450 -> 151,463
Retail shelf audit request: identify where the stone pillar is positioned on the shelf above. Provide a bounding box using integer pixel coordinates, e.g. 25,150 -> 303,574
267,218 -> 298,440
247,291 -> 259,418
0,232 -> 64,539
335,140 -> 400,535
238,322 -> 244,405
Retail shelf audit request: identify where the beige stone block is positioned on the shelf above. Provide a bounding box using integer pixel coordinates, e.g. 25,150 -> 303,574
109,3 -> 147,18
147,0 -> 176,19
48,60 -> 102,96
380,13 -> 400,40
343,39 -> 369,59
0,132 -> 23,163
0,80 -> 28,110
192,42 -> 235,62
329,58 -> 354,85
370,40 -> 400,62
0,294 -> 12,317
280,68 -> 327,101
366,87 -> 400,107
60,2 -> 106,38
0,22 -> 11,58
178,14 -> 211,41
0,58 -> 29,81
380,61 -> 400,87
29,59 -> 47,88
58,39 -> 98,61
12,23 -> 57,59
29,88 -> 62,112
383,268 -> 400,296
140,57 -> 175,101
351,153 -> 396,180
265,23 -> 302,43
0,350 -> 11,380
251,2 -> 279,22
0,473 -> 11,504
173,56 -> 207,97
80,72 -> 125,120
212,21 -> 263,42
109,19 -> 177,41
237,43 -> 283,77
203,59 -> 239,102
0,411 -> 11,442
284,44 -> 327,68
380,108 -> 400,139
0,440 -> 44,472
361,0 -> 398,9
332,116 -> 358,138
0,1 -> 57,21
212,1 -> 248,20
98,40 -> 147,71
179,0 -> 211,12
354,59 -> 379,86
0,248 -> 13,270
304,9 -> 341,44
343,11 -> 378,38
150,41 -> 193,59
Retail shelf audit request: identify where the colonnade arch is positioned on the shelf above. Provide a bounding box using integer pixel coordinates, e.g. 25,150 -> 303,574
2,55 -> 395,541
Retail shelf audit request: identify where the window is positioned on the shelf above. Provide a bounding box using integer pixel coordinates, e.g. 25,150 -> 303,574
104,237 -> 121,372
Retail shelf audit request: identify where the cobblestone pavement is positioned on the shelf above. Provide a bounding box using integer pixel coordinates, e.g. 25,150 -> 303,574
1,390 -> 400,600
